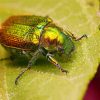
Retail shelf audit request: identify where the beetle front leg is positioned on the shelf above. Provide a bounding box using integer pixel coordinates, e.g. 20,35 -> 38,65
15,50 -> 40,85
70,33 -> 87,41
66,30 -> 87,41
74,34 -> 87,41
46,53 -> 68,74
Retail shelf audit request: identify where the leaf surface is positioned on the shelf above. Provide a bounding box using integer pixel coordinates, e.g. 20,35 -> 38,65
0,0 -> 100,100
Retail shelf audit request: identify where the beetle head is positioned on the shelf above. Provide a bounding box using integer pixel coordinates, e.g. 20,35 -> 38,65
58,32 -> 75,56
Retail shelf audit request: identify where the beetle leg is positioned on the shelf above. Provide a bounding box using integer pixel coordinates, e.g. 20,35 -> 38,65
46,53 -> 68,74
66,30 -> 87,41
39,47 -> 68,74
0,57 -> 10,61
74,34 -> 87,41
15,50 -> 40,85
70,33 -> 87,41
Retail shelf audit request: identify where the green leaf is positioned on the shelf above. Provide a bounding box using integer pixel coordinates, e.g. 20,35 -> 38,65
0,0 -> 100,100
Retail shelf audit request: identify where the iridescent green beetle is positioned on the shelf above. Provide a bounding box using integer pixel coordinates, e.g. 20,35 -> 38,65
0,15 -> 87,84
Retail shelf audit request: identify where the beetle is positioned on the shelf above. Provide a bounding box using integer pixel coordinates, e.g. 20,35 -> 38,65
0,15 -> 87,85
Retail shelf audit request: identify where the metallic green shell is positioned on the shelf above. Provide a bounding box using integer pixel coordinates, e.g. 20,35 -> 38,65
0,15 -> 52,50
0,15 -> 74,55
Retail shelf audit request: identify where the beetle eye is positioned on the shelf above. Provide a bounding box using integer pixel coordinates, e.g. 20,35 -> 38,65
58,47 -> 64,53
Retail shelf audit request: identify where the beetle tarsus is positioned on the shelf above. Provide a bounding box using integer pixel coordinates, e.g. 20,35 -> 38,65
15,65 -> 31,85
57,64 -> 68,74
61,68 -> 68,74
75,34 -> 87,41
66,30 -> 87,41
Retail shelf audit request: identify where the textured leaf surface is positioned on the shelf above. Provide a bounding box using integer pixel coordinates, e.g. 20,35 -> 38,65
0,0 -> 100,100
